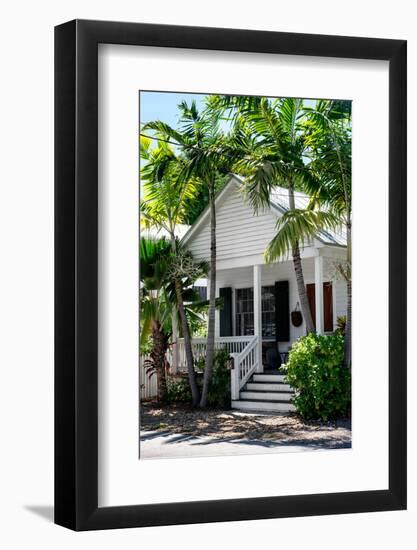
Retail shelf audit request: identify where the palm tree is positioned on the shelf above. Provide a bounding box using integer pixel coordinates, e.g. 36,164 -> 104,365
140,237 -> 173,401
140,236 -> 208,401
143,100 -> 232,407
303,100 -> 352,367
249,98 -> 351,366
140,136 -> 201,405
224,97 -> 318,333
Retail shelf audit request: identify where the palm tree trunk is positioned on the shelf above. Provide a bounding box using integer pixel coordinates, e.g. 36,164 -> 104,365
344,220 -> 352,368
292,241 -> 316,334
200,186 -> 216,407
151,323 -> 168,401
170,235 -> 200,406
288,185 -> 315,334
174,280 -> 200,405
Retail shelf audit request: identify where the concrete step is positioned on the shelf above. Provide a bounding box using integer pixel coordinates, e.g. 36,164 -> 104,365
231,400 -> 296,413
245,382 -> 292,392
240,391 -> 293,402
252,373 -> 286,383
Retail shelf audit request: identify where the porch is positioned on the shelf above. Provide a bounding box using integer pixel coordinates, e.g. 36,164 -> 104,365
169,252 -> 346,411
170,334 -> 293,410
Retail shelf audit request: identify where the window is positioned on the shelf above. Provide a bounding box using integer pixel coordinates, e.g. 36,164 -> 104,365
192,285 -> 207,301
235,288 -> 254,335
262,286 -> 276,338
235,286 -> 277,338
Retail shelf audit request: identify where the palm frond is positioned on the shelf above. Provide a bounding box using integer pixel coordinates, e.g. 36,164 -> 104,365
265,208 -> 342,262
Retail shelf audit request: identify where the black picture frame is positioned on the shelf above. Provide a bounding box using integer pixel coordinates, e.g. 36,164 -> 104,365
55,19 -> 407,531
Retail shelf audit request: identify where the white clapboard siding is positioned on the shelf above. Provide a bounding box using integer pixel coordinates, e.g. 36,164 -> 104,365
139,356 -> 158,400
187,184 -> 278,261
334,279 -> 348,325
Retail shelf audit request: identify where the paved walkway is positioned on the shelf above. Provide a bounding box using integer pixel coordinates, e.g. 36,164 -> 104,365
140,429 -> 351,459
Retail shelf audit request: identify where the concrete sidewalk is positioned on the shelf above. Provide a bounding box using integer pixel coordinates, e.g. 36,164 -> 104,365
140,429 -> 351,459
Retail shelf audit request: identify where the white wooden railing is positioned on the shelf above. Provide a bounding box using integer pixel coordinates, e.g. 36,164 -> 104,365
172,336 -> 254,371
173,335 -> 259,401
144,334 -> 260,403
229,335 -> 259,400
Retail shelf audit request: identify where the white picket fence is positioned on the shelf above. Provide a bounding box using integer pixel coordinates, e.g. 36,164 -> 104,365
139,355 -> 158,400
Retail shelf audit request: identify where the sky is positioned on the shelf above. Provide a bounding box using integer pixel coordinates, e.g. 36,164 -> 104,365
139,91 -> 319,129
140,91 -> 206,129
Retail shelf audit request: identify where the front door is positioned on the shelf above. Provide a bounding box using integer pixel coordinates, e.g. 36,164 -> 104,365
234,282 -> 290,369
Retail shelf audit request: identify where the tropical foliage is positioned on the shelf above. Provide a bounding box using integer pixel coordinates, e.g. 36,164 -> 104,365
212,96 -> 321,333
143,100 -> 234,407
140,92 -> 352,409
165,348 -> 232,407
285,333 -> 351,420
304,100 -> 352,367
141,136 -> 204,405
140,236 -> 207,402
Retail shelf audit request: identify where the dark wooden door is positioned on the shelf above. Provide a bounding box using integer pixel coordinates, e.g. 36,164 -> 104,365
306,282 -> 333,332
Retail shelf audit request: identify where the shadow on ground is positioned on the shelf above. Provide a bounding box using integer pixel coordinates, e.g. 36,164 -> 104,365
140,429 -> 351,450
140,403 -> 351,448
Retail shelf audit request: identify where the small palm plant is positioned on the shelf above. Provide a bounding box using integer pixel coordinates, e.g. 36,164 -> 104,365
140,236 -> 208,402
140,237 -> 173,401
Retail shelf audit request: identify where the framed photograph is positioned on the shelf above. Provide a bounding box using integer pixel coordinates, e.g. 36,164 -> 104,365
55,19 -> 406,531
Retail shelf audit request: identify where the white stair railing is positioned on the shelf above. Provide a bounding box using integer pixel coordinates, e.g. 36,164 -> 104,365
230,335 -> 259,400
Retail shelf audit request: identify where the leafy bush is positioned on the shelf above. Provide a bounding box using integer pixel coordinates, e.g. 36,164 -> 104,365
336,315 -> 347,336
165,376 -> 192,404
285,333 -> 351,420
169,347 -> 231,407
205,348 -> 232,407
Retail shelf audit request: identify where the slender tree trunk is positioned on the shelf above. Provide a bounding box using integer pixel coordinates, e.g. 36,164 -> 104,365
331,120 -> 351,367
151,323 -> 169,401
200,186 -> 216,407
170,235 -> 200,406
344,219 -> 352,368
288,185 -> 315,334
292,242 -> 316,334
174,280 -> 200,405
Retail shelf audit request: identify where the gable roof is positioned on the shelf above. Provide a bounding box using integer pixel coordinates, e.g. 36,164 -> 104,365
182,174 -> 347,248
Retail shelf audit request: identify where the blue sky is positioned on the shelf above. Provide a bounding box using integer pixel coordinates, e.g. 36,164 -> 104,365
139,91 -> 319,129
140,91 -> 206,129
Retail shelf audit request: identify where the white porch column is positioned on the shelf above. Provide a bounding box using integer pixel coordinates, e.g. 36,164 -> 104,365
314,255 -> 324,334
253,264 -> 263,372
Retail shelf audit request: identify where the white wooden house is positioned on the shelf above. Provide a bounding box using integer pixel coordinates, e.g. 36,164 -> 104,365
174,174 -> 348,412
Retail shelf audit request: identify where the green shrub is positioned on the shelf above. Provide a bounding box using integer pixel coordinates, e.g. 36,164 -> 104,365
165,376 -> 192,404
165,348 -> 231,407
285,333 -> 351,420
206,348 -> 231,407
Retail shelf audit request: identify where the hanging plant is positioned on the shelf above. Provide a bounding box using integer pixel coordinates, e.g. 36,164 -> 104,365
291,302 -> 303,327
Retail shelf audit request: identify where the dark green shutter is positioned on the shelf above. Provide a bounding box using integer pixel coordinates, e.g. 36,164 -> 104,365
275,281 -> 290,342
219,287 -> 233,336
